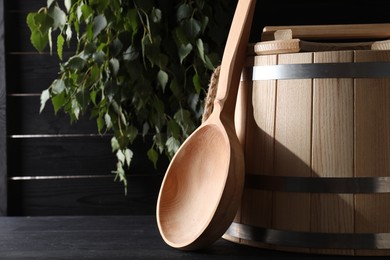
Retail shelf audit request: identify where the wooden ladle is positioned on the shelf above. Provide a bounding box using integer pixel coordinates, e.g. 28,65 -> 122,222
156,0 -> 256,251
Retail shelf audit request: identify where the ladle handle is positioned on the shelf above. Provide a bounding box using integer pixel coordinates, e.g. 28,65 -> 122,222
214,0 -> 256,118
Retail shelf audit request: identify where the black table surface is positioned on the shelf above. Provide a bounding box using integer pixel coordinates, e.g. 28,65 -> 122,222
0,215 -> 388,259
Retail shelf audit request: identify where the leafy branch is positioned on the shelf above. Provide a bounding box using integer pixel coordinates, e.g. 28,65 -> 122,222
27,0 -> 235,193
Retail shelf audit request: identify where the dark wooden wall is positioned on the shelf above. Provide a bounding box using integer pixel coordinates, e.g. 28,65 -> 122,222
2,1 -> 390,216
4,0 -> 168,216
0,0 -> 6,216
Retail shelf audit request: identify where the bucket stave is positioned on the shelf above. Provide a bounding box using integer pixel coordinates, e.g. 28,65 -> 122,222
226,39 -> 390,255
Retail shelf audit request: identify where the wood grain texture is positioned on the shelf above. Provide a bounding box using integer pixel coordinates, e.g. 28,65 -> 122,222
0,0 -> 7,216
7,175 -> 164,216
6,53 -> 69,94
354,50 -> 390,256
7,136 -> 168,177
7,95 -> 100,135
0,215 -> 348,259
310,50 -> 354,255
262,24 -> 390,41
270,52 -> 313,254
240,54 -> 277,249
229,48 -> 390,255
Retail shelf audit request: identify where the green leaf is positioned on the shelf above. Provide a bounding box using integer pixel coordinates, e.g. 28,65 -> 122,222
83,43 -> 95,56
90,90 -> 97,105
26,0 -> 235,195
196,38 -> 205,63
64,0 -> 72,12
40,89 -> 50,113
47,0 -> 55,7
97,114 -> 104,133
33,12 -> 54,33
116,149 -> 125,164
76,89 -> 91,108
66,56 -> 86,70
174,27 -> 189,45
111,136 -> 120,152
30,30 -> 50,53
142,122 -> 149,136
201,15 -> 209,33
112,161 -> 127,194
147,147 -> 158,169
176,4 -> 192,21
153,132 -> 165,153
113,161 -> 124,180
166,136 -> 180,157
109,58 -> 120,77
92,14 -> 107,38
192,73 -> 202,94
51,91 -> 66,114
124,148 -> 133,167
71,99 -> 81,119
51,79 -> 65,94
204,54 -> 215,70
48,6 -> 67,30
76,4 -> 84,21
26,13 -> 36,31
157,70 -> 168,91
128,9 -> 138,37
178,43 -> 192,64
142,35 -> 161,67
110,38 -> 123,57
151,8 -> 161,23
57,34 -> 64,60
105,113 -> 112,129
174,108 -> 195,135
126,125 -> 138,143
81,4 -> 93,22
91,0 -> 109,12
27,12 -> 54,52
92,50 -> 105,65
105,81 -> 118,102
167,119 -> 180,139
65,24 -> 72,43
123,45 -> 138,61
182,18 -> 201,40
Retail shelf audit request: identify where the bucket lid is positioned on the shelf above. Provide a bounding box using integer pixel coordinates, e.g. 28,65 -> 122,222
250,23 -> 390,55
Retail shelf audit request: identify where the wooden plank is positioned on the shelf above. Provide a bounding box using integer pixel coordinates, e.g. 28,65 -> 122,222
271,52 -> 312,253
238,54 -> 276,249
354,50 -> 390,256
7,95 -> 98,135
7,175 -> 164,216
7,0 -> 52,11
310,50 -> 354,255
262,24 -> 390,41
253,3 -> 390,39
0,215 -> 294,258
7,136 -> 168,177
0,0 -> 7,215
6,53 -> 71,94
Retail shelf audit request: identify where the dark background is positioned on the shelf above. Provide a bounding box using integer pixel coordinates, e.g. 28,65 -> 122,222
1,0 -> 390,216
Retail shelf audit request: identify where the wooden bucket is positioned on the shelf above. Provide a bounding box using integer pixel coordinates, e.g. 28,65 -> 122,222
224,24 -> 390,256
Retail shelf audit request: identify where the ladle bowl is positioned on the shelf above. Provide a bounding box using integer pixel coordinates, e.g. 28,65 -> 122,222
157,112 -> 244,250
156,0 -> 256,250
